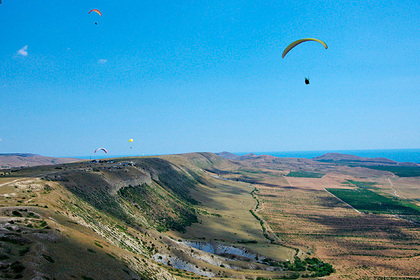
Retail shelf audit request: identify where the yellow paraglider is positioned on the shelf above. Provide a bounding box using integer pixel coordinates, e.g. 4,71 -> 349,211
282,38 -> 328,58
129,139 -> 133,143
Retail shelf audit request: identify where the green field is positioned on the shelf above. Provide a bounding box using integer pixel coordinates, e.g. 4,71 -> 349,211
346,180 -> 378,189
286,171 -> 325,178
327,188 -> 420,215
363,166 -> 420,177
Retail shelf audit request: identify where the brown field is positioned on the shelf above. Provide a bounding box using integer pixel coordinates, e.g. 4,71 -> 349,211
253,173 -> 420,278
179,155 -> 420,278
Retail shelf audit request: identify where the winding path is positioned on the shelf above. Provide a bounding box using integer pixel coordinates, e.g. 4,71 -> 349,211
249,184 -> 301,257
388,177 -> 399,197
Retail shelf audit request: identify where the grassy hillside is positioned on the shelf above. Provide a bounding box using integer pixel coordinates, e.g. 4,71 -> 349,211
118,183 -> 198,232
0,207 -> 168,280
0,152 -> 347,279
1,154 -> 218,279
44,157 -> 202,233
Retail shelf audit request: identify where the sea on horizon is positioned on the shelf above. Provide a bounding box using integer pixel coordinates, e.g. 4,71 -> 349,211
70,148 -> 420,164
237,149 -> 420,164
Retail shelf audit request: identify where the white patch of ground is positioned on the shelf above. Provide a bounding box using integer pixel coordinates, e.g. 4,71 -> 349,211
153,254 -> 215,277
183,241 -> 258,260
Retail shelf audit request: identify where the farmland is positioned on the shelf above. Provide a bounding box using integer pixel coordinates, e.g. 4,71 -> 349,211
226,155 -> 420,279
286,171 -> 325,178
256,178 -> 420,278
345,180 -> 378,189
327,188 -> 420,216
363,166 -> 420,177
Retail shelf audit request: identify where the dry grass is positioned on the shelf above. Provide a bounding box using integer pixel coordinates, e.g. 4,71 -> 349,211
255,174 -> 420,278
169,173 -> 295,260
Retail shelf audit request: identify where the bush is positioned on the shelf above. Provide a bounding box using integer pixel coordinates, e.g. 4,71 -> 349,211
12,210 -> 22,217
18,247 -> 30,256
11,261 -> 25,273
42,254 -> 55,263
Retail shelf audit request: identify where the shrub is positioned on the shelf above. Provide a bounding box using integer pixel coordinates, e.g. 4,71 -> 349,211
11,261 -> 25,273
12,210 -> 22,217
18,247 -> 30,256
42,254 -> 55,263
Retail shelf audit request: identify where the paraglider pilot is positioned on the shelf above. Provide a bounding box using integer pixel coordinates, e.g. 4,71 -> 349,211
305,78 -> 310,85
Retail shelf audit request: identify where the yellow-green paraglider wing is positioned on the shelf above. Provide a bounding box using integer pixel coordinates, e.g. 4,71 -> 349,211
129,139 -> 133,143
282,38 -> 328,58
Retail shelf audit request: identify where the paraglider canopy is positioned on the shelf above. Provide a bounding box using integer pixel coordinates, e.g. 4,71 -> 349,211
282,38 -> 328,59
94,147 -> 108,154
88,9 -> 102,16
129,139 -> 133,143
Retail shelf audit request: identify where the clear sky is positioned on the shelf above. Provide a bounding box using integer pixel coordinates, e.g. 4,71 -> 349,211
0,0 -> 419,157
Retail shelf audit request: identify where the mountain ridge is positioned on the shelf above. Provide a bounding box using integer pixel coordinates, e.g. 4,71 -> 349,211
313,152 -> 419,166
216,151 -> 419,166
0,153 -> 79,169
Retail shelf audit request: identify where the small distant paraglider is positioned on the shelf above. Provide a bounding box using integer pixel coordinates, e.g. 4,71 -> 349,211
88,9 -> 102,25
88,9 -> 102,16
129,139 -> 133,149
282,38 -> 328,85
282,38 -> 327,58
94,147 -> 108,154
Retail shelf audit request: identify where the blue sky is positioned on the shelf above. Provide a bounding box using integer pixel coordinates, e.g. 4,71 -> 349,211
0,0 -> 419,156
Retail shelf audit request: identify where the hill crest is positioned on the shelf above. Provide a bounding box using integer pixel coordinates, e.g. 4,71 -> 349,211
313,152 -> 396,164
0,153 -> 79,169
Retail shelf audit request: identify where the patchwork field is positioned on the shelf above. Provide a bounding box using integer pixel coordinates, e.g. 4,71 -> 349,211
251,173 -> 420,279
327,188 -> 420,216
